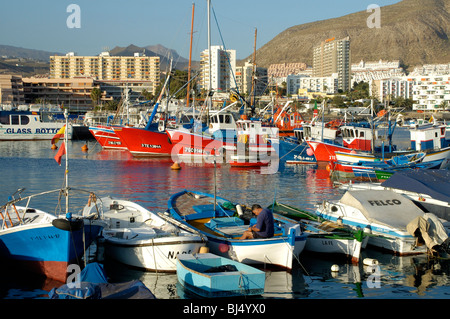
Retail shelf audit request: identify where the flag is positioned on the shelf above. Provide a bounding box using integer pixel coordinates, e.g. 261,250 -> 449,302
51,125 -> 66,145
313,100 -> 318,117
429,115 -> 434,123
54,141 -> 66,165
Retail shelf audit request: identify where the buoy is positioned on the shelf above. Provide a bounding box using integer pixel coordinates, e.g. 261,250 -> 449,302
219,243 -> 229,253
363,258 -> 379,266
236,204 -> 244,216
51,144 -> 57,150
199,246 -> 209,254
81,144 -> 88,152
171,162 -> 181,170
306,148 -> 313,156
331,264 -> 340,272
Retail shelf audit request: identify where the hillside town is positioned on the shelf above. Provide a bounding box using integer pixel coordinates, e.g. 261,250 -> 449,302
1,36 -> 449,121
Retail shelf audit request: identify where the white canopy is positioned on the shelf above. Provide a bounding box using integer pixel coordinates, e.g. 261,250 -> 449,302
340,190 -> 425,230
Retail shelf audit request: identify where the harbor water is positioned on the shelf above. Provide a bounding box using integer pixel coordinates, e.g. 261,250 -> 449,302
1,127 -> 450,300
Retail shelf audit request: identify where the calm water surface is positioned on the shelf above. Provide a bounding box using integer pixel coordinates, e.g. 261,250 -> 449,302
0,128 -> 449,300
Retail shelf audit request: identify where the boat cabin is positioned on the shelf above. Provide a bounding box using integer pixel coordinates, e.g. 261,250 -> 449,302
409,123 -> 448,151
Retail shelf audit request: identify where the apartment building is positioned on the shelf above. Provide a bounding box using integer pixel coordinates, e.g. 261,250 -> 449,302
199,46 -> 236,92
351,59 -> 405,82
412,75 -> 450,111
22,77 -> 107,110
50,52 -> 160,94
313,37 -> 351,92
286,73 -> 339,96
371,75 -> 450,111
0,74 -> 25,105
235,61 -> 268,96
370,77 -> 415,103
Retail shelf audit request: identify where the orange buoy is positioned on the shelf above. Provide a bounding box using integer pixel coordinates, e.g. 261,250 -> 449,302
81,144 -> 88,152
51,144 -> 58,150
171,162 -> 181,170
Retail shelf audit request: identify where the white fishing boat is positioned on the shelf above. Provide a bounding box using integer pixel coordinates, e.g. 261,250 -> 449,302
269,201 -> 367,263
83,196 -> 207,272
315,189 -> 450,256
0,108 -> 73,140
338,169 -> 450,221
167,190 -> 306,270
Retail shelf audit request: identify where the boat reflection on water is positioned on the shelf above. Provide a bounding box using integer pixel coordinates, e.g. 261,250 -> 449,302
300,248 -> 450,298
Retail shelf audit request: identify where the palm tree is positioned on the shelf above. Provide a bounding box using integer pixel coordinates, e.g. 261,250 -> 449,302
90,88 -> 102,108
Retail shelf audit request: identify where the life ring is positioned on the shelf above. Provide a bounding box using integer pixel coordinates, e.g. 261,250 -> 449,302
52,218 -> 84,231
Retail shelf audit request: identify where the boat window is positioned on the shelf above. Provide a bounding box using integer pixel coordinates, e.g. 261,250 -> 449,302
360,131 -> 364,138
21,116 -> 30,125
11,115 -> 20,125
225,115 -> 231,124
0,115 -> 9,125
211,116 -> 217,124
219,114 -> 224,123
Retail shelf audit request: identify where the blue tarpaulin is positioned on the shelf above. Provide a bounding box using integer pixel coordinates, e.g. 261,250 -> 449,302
381,169 -> 450,203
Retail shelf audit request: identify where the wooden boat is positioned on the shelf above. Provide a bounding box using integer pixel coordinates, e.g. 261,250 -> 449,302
314,189 -> 450,255
228,153 -> 269,167
269,202 -> 367,263
176,252 -> 265,298
167,190 -> 306,270
83,196 -> 207,272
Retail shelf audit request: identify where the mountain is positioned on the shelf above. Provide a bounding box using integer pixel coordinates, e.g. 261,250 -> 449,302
251,0 -> 450,70
0,45 -> 62,62
109,44 -> 196,71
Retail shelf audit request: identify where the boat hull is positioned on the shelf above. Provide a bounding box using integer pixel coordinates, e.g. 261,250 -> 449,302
306,140 -> 353,163
0,220 -> 103,282
113,126 -> 173,157
89,125 -> 127,150
102,235 -> 206,272
278,139 -> 316,164
305,235 -> 364,263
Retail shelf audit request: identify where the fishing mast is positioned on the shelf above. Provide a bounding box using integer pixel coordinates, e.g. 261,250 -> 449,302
186,3 -> 195,108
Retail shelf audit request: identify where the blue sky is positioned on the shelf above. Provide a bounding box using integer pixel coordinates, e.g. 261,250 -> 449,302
0,0 -> 401,61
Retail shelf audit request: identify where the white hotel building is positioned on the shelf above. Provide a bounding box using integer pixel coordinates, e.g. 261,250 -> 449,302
286,73 -> 339,96
199,46 -> 236,92
371,75 -> 450,111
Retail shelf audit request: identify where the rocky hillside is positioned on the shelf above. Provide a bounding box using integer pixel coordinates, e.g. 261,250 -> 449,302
252,0 -> 450,70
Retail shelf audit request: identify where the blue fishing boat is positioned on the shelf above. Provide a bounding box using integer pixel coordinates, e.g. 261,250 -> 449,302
167,190 -> 306,270
278,133 -> 316,164
0,110 -> 104,282
176,253 -> 265,298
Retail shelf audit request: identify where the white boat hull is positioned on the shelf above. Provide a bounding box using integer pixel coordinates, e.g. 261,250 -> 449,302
305,236 -> 366,263
205,235 -> 306,270
103,233 -> 205,271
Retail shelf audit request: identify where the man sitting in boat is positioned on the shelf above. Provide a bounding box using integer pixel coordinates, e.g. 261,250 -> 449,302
239,204 -> 274,239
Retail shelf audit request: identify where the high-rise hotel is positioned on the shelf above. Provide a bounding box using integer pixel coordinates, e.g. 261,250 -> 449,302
199,46 -> 236,92
50,52 -> 161,94
313,37 -> 351,92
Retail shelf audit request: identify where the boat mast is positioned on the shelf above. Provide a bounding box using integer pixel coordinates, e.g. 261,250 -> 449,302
64,109 -> 69,216
206,0 -> 212,126
250,28 -> 257,110
186,3 -> 195,108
